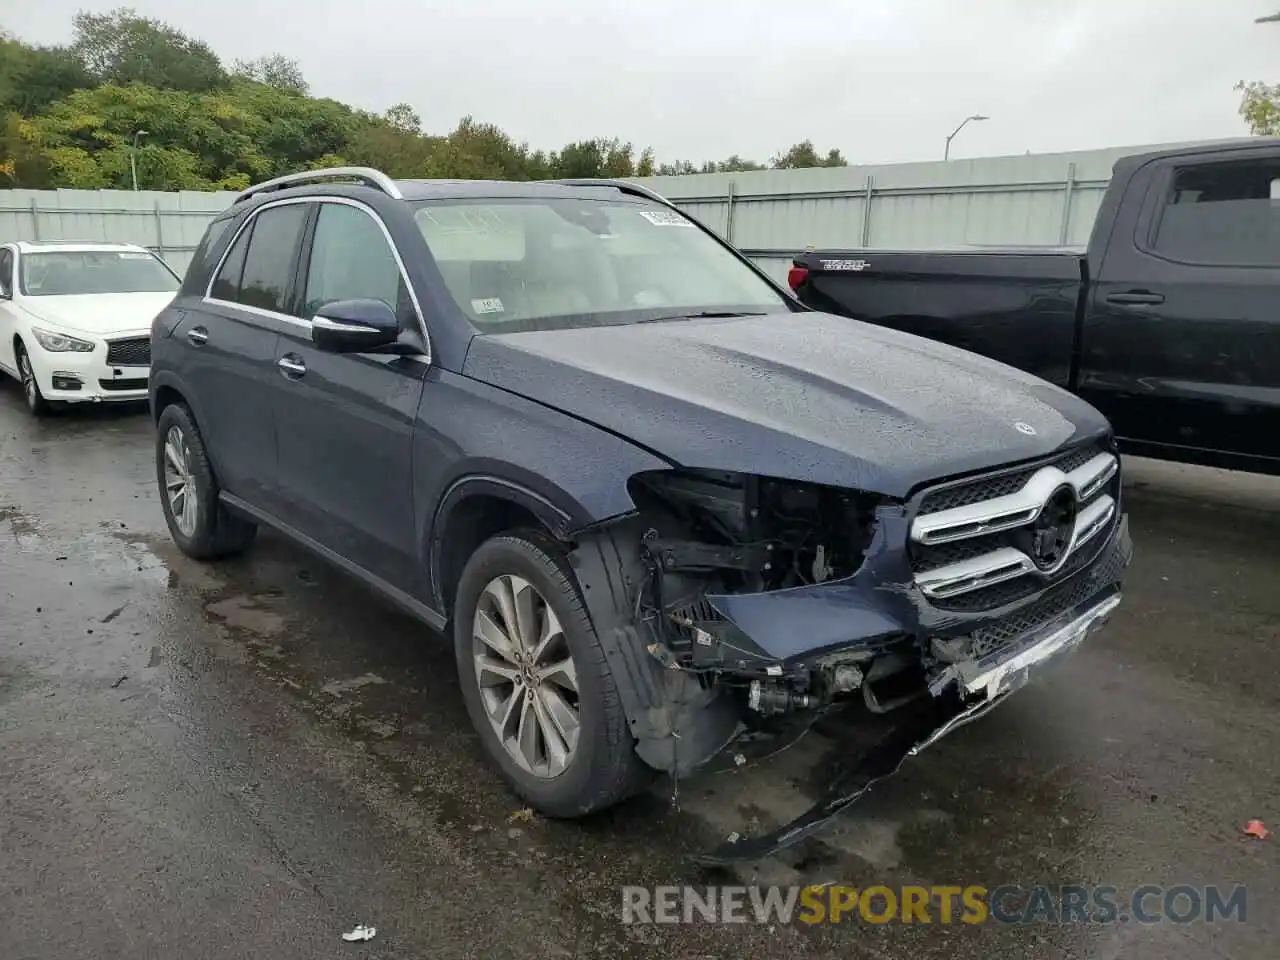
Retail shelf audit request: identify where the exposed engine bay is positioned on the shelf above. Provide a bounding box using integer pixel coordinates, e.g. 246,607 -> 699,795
626,468 -> 917,718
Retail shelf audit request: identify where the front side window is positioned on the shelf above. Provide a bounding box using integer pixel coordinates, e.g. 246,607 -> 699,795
412,198 -> 786,332
1153,158 -> 1280,266
303,203 -> 411,322
19,249 -> 180,297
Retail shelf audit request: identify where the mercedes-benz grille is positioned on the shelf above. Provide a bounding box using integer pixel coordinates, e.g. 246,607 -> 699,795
909,441 -> 1121,612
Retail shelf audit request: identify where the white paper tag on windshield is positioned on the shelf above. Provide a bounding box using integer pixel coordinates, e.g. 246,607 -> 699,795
119,252 -> 153,260
471,297 -> 504,314
639,210 -> 693,227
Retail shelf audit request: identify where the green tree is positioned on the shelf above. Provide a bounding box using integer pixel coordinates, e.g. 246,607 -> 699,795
71,7 -> 227,92
0,37 -> 94,115
1239,12 -> 1280,134
771,139 -> 847,169
232,54 -> 308,96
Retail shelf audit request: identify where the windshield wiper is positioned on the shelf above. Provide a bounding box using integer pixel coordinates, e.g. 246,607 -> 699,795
635,310 -> 770,324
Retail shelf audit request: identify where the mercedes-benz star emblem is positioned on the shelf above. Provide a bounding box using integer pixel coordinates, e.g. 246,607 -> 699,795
1014,421 -> 1037,436
1027,485 -> 1077,570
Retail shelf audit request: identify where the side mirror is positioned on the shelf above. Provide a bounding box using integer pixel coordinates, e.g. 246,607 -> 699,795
311,299 -> 400,353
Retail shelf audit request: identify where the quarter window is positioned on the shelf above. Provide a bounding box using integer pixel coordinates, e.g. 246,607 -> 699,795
210,221 -> 251,302
1153,158 -> 1280,266
303,203 -> 411,322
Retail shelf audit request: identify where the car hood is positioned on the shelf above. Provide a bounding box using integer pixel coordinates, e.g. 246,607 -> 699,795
21,292 -> 175,336
462,311 -> 1112,498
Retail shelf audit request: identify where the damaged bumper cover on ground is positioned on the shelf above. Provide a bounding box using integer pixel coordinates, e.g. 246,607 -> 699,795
571,441 -> 1132,859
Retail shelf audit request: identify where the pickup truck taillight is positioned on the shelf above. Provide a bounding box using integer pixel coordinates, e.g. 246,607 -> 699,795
786,265 -> 809,291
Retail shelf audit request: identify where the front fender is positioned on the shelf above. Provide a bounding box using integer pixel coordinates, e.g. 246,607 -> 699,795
148,368 -> 226,482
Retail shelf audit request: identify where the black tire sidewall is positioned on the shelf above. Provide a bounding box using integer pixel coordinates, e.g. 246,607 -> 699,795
15,342 -> 50,416
453,534 -> 618,816
155,404 -> 222,557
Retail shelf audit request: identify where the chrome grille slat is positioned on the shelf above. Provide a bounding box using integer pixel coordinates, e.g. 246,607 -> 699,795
917,495 -> 1115,600
908,441 -> 1121,611
912,452 -> 1118,546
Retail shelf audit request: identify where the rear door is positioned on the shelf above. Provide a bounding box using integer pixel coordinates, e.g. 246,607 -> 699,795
270,199 -> 428,593
1082,150 -> 1280,468
180,202 -> 309,505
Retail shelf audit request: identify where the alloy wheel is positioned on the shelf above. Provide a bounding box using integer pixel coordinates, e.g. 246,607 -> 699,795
163,425 -> 198,537
471,574 -> 581,778
18,351 -> 37,409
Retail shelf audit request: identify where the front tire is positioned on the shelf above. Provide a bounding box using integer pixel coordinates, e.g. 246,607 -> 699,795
453,531 -> 650,818
15,341 -> 55,417
156,403 -> 257,560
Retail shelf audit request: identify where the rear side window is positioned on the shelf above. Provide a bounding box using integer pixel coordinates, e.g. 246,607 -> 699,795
1153,158 -> 1280,266
210,204 -> 308,313
302,203 -> 411,322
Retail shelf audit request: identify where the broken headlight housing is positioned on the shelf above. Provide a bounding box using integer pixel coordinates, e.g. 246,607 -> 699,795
628,469 -> 884,593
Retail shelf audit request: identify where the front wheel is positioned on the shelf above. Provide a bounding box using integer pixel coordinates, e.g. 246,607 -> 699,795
453,531 -> 651,818
156,403 -> 257,560
15,342 -> 55,416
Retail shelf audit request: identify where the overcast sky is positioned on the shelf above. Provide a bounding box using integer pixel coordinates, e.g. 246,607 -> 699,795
6,0 -> 1278,165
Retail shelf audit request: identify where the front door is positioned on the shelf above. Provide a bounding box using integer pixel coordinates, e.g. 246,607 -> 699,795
271,200 -> 428,593
1081,150 -> 1280,469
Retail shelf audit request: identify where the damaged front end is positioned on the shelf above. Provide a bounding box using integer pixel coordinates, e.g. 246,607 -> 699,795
570,440 -> 1131,861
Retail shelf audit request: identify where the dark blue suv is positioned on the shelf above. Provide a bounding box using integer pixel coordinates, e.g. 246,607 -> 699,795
150,167 -> 1131,852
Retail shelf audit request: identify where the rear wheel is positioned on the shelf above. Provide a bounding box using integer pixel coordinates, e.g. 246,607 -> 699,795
453,531 -> 650,817
15,342 -> 55,417
156,403 -> 257,560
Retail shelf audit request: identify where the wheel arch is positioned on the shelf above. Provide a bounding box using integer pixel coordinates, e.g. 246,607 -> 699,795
428,475 -> 586,616
148,370 -> 228,484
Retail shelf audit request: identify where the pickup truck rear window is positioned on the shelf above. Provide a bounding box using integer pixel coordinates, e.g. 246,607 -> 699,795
412,198 -> 785,332
1154,158 -> 1280,267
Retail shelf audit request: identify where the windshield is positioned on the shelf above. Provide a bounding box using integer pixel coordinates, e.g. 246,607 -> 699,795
19,250 -> 180,297
412,198 -> 786,332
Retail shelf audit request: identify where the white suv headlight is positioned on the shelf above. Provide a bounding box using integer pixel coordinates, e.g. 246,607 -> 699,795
30,326 -> 95,353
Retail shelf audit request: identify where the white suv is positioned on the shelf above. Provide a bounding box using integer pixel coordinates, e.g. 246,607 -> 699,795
0,241 -> 180,415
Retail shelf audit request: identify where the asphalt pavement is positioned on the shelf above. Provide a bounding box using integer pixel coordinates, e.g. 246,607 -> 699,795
1,387 -> 1276,959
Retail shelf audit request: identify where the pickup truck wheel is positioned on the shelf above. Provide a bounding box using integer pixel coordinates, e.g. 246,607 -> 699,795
156,403 -> 257,560
454,531 -> 650,818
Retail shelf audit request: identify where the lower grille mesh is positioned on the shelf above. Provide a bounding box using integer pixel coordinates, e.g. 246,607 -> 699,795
969,542 -> 1127,659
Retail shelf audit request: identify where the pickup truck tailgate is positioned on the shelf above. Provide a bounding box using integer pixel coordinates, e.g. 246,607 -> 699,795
790,248 -> 1087,389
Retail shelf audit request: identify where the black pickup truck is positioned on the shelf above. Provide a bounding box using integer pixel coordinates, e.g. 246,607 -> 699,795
789,139 -> 1280,477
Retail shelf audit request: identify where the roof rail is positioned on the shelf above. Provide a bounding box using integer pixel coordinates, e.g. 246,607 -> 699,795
550,178 -> 674,207
235,166 -> 403,204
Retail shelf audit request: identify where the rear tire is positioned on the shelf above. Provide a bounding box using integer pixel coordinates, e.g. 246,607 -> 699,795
156,402 -> 257,560
453,530 -> 651,818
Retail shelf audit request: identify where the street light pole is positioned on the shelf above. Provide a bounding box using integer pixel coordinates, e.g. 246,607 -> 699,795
944,114 -> 989,161
130,129 -> 148,191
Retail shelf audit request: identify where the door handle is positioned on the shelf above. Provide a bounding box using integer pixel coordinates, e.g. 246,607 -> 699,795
187,326 -> 209,345
1105,291 -> 1165,306
277,355 -> 306,378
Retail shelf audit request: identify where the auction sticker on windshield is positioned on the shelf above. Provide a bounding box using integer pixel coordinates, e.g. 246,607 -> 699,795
471,298 -> 505,315
639,210 -> 694,227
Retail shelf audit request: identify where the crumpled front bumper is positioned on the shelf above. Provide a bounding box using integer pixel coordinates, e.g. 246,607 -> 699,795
690,518 -> 1132,865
